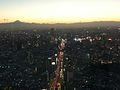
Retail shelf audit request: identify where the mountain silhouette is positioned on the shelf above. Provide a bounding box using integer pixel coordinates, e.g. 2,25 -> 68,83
0,21 -> 120,30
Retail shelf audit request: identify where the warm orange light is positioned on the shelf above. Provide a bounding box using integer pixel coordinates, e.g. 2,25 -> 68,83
0,0 -> 120,23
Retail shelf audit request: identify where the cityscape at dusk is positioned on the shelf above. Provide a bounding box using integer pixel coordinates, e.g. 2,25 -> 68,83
0,0 -> 120,90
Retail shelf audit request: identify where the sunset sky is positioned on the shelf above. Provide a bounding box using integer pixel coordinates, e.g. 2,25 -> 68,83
0,0 -> 120,23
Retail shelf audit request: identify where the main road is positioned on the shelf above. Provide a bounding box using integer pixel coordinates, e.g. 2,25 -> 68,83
50,38 -> 65,90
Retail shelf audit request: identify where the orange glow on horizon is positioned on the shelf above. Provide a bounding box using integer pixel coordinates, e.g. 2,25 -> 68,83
0,17 -> 120,24
0,0 -> 120,23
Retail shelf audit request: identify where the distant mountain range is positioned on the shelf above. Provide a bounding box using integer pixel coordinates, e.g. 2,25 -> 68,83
0,20 -> 120,30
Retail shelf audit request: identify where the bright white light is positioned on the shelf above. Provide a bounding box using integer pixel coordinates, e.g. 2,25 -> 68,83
78,38 -> 82,42
108,38 -> 112,41
55,54 -> 57,56
74,38 -> 77,41
90,39 -> 93,42
51,62 -> 55,65
48,57 -> 52,60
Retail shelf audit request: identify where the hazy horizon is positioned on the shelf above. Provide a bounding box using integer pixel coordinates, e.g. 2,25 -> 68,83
1,20 -> 120,24
0,0 -> 120,23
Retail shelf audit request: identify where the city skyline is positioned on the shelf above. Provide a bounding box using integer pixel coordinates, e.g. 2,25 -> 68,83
0,0 -> 120,23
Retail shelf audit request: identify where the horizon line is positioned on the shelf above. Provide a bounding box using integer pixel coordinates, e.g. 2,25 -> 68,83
0,20 -> 120,24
